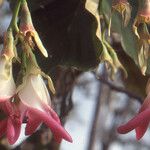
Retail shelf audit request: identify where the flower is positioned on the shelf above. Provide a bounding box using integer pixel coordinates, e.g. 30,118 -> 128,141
0,101 -> 23,144
117,95 -> 150,140
17,74 -> 72,143
133,0 -> 150,40
0,30 -> 16,101
19,1 -> 48,57
111,0 -> 131,26
0,30 -> 23,144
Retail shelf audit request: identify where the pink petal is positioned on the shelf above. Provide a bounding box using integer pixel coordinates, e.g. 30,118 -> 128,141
29,108 -> 72,143
12,119 -> 22,144
0,120 -> 7,137
3,101 -> 13,115
135,121 -> 149,140
54,135 -> 62,143
117,109 -> 150,134
49,107 -> 61,124
25,111 -> 42,135
6,118 -> 15,144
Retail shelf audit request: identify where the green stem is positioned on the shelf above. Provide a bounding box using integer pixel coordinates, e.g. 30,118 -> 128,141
7,0 -> 22,32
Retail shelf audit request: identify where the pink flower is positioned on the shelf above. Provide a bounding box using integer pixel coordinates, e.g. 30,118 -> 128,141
18,74 -> 72,143
0,30 -> 23,144
0,101 -> 22,144
117,95 -> 150,140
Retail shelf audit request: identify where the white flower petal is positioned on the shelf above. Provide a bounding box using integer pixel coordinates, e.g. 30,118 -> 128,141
0,58 -> 16,100
18,74 -> 51,111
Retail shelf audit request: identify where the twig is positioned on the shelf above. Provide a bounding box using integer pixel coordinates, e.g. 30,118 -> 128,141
92,72 -> 142,104
87,80 -> 102,150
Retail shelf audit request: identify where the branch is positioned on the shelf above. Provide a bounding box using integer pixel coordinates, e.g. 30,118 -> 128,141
92,72 -> 143,104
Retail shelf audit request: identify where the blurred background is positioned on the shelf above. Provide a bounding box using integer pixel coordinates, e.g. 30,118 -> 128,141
0,0 -> 150,150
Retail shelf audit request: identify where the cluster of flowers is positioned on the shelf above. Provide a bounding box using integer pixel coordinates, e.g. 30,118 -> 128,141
0,0 -> 72,144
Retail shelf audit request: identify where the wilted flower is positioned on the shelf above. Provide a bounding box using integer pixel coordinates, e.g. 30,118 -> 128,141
133,0 -> 150,75
17,73 -> 72,143
19,0 -> 48,57
0,101 -> 23,144
111,0 -> 131,26
133,0 -> 150,40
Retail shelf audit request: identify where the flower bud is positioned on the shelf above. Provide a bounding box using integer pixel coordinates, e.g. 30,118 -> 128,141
19,1 -> 48,57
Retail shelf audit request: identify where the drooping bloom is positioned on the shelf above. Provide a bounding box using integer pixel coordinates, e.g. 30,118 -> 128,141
133,0 -> 150,40
133,0 -> 150,75
0,101 -> 23,144
17,74 -> 72,143
0,30 -> 23,144
19,0 -> 48,57
111,0 -> 131,26
117,92 -> 150,140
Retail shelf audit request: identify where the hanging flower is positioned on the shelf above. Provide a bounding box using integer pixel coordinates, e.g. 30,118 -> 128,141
133,0 -> 150,75
117,79 -> 150,140
0,30 -> 23,144
111,0 -> 131,26
133,0 -> 150,40
17,73 -> 72,143
117,95 -> 150,140
0,101 -> 23,144
19,0 -> 48,57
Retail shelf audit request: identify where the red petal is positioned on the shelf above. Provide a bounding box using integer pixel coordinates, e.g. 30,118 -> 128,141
29,108 -> 72,143
135,121 -> 149,140
117,109 -> 150,134
49,107 -> 61,124
12,119 -> 22,144
0,120 -> 7,137
6,118 -> 15,144
25,113 -> 41,135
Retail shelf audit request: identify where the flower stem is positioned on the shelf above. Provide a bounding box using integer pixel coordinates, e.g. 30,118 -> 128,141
7,0 -> 22,32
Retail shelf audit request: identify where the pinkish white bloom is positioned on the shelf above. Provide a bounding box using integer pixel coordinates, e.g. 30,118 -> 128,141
18,74 -> 72,143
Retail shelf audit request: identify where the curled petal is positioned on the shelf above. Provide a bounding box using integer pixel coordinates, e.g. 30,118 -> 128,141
33,31 -> 48,58
117,109 -> 150,134
29,108 -> 72,143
